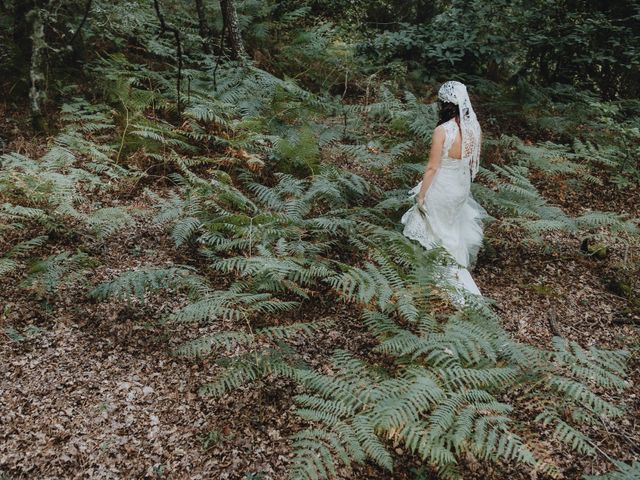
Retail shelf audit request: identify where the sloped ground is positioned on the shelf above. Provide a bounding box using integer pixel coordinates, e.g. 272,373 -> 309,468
476,230 -> 640,476
0,181 -> 379,479
1,123 -> 639,479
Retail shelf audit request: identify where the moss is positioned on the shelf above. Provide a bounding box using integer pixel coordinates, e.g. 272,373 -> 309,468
606,274 -> 640,314
525,282 -> 556,297
587,242 -> 608,259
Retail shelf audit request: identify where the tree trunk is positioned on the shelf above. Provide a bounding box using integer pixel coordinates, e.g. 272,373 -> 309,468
219,0 -> 246,60
194,0 -> 211,53
28,4 -> 48,132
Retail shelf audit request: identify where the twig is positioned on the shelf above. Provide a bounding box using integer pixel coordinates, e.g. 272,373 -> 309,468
116,99 -> 129,163
612,316 -> 640,326
547,305 -> 562,337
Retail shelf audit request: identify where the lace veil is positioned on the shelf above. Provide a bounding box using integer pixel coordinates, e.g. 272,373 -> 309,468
437,81 -> 481,180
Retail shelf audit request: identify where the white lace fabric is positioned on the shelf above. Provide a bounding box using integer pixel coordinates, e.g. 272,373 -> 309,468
442,120 -> 460,159
437,81 -> 481,180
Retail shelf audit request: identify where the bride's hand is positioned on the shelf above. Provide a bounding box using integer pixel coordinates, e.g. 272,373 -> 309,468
416,195 -> 427,213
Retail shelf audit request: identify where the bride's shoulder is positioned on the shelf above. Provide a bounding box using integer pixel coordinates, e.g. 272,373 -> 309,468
432,121 -> 453,142
434,121 -> 452,134
436,119 -> 456,134
432,124 -> 446,142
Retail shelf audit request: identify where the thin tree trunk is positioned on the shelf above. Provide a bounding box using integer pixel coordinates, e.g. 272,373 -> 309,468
29,4 -> 48,132
194,0 -> 211,53
219,0 -> 246,60
153,0 -> 183,113
68,0 -> 92,45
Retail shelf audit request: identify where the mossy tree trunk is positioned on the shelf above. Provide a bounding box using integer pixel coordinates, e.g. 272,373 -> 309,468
219,0 -> 246,60
28,3 -> 48,132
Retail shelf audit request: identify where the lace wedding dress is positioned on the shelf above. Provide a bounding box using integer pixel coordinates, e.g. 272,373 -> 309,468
401,117 -> 486,298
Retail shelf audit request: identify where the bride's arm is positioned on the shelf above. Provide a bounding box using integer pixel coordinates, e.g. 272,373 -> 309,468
416,126 -> 445,205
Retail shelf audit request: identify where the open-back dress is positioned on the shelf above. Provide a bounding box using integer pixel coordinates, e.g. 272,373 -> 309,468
401,118 -> 486,296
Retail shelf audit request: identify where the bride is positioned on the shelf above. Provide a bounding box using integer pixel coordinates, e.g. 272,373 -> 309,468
401,80 -> 487,298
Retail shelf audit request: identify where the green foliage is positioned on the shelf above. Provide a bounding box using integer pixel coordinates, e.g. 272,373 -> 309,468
275,22 -> 361,92
0,236 -> 48,276
4,324 -> 44,343
117,158 -> 629,479
89,266 -> 203,302
474,160 -> 638,243
22,251 -> 96,297
584,461 -> 640,480
1,2 -> 638,479
274,125 -> 320,175
354,0 -> 640,98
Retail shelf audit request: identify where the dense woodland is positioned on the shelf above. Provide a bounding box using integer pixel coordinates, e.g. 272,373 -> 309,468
1,1 -> 639,479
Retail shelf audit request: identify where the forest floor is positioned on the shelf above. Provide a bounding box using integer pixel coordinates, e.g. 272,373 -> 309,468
1,104 -> 639,480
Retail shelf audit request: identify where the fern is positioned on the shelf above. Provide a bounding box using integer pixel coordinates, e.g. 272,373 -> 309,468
171,290 -> 298,323
0,236 -> 48,276
584,461 -> 640,480
32,36 -> 632,480
137,159 -> 631,479
536,409 -> 596,455
23,251 -> 96,296
198,349 -> 299,397
90,266 -> 202,301
85,207 -> 137,238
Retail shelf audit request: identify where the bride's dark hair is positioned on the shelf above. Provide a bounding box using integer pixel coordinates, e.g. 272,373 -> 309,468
437,100 -> 460,127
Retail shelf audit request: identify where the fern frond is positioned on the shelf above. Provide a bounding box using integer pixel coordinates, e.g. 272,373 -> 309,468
90,266 -> 201,301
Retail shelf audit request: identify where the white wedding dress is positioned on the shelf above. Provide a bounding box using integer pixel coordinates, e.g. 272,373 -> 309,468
401,118 -> 486,299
